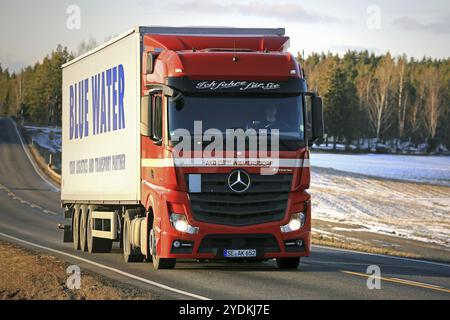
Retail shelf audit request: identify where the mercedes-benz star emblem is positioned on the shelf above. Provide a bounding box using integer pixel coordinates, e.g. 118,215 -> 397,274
227,170 -> 251,193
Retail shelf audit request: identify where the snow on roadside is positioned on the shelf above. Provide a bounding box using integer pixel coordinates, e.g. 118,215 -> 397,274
23,126 -> 61,153
310,168 -> 450,248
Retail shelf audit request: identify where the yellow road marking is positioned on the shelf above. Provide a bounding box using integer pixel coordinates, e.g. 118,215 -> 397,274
341,270 -> 450,294
390,277 -> 443,288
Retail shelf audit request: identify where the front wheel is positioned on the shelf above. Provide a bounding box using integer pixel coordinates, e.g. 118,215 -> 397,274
150,229 -> 175,270
276,257 -> 301,269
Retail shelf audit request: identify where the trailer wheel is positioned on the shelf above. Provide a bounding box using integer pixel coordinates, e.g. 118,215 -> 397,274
276,257 -> 301,269
72,204 -> 81,250
150,228 -> 176,270
79,205 -> 88,252
123,209 -> 144,262
87,207 -> 113,253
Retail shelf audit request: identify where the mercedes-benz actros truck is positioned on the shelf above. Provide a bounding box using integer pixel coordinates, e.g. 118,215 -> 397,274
61,26 -> 324,269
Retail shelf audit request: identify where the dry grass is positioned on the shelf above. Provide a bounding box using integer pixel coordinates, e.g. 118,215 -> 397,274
312,233 -> 421,259
0,240 -> 161,300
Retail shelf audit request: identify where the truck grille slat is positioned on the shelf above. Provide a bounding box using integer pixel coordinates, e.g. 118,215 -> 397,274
189,193 -> 288,204
186,173 -> 292,226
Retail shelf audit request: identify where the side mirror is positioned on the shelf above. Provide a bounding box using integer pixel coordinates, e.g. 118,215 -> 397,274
140,95 -> 151,136
311,96 -> 324,141
146,52 -> 155,74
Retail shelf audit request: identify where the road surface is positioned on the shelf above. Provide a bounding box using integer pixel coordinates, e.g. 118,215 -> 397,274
0,117 -> 449,299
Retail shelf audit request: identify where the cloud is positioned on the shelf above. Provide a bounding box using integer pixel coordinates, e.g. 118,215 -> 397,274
158,0 -> 345,24
392,15 -> 450,34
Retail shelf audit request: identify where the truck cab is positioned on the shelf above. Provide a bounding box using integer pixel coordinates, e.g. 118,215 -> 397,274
138,28 -> 323,269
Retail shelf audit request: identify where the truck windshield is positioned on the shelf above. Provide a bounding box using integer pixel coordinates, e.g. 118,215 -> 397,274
168,95 -> 305,150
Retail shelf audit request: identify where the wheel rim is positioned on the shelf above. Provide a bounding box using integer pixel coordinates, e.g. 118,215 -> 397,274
123,220 -> 130,257
73,210 -> 79,249
80,211 -> 86,250
150,229 -> 155,257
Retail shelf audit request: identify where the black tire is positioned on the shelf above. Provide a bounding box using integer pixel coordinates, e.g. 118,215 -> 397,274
150,228 -> 176,270
276,257 -> 301,269
152,256 -> 176,270
79,205 -> 88,252
123,209 -> 144,263
72,205 -> 81,250
87,208 -> 113,253
144,212 -> 153,263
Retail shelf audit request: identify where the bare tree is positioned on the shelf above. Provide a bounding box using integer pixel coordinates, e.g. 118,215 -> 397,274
395,56 -> 409,139
76,37 -> 98,57
423,67 -> 442,139
13,72 -> 24,116
368,53 -> 395,140
409,66 -> 425,140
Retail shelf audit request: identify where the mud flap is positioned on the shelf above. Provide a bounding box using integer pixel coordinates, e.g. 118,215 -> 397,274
59,224 -> 73,243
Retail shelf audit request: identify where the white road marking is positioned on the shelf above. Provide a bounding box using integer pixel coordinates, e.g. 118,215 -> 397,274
43,209 -> 58,216
313,245 -> 450,268
0,232 -> 211,300
8,118 -> 60,192
0,182 -> 57,216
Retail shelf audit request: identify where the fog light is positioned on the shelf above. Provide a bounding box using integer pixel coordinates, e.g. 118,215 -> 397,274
173,240 -> 181,248
280,212 -> 306,233
170,213 -> 199,234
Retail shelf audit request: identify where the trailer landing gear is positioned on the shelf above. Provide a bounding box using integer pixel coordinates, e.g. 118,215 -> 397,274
86,207 -> 112,253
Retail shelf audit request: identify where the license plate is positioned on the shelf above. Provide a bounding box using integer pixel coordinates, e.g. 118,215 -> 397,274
223,249 -> 257,258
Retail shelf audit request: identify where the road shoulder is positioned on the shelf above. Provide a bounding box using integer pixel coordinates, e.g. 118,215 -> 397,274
0,239 -> 162,300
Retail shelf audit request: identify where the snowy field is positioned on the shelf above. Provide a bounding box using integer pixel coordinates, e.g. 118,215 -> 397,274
311,153 -> 450,186
310,167 -> 450,248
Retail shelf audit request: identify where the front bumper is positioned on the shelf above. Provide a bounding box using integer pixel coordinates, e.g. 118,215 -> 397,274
154,189 -> 311,260
162,230 -> 311,260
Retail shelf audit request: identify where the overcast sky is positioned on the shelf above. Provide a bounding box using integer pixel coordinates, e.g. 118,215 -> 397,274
1,0 -> 449,72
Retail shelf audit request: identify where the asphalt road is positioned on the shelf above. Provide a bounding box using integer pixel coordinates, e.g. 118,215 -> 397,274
0,117 -> 449,300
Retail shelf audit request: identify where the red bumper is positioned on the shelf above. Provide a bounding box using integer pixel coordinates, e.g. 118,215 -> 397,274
151,188 -> 311,260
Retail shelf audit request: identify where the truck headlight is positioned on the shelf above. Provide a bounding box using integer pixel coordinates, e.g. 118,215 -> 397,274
280,212 -> 306,233
170,213 -> 199,234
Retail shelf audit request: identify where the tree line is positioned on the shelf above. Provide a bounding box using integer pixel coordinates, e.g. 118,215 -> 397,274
299,51 -> 450,151
0,39 -> 98,126
1,45 -> 449,151
0,45 -> 72,125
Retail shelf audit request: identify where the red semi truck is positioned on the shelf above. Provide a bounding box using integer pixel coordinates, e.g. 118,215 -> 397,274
61,26 -> 324,269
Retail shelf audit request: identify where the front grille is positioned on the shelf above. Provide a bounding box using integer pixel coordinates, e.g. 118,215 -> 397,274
186,173 -> 292,226
198,234 -> 280,255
